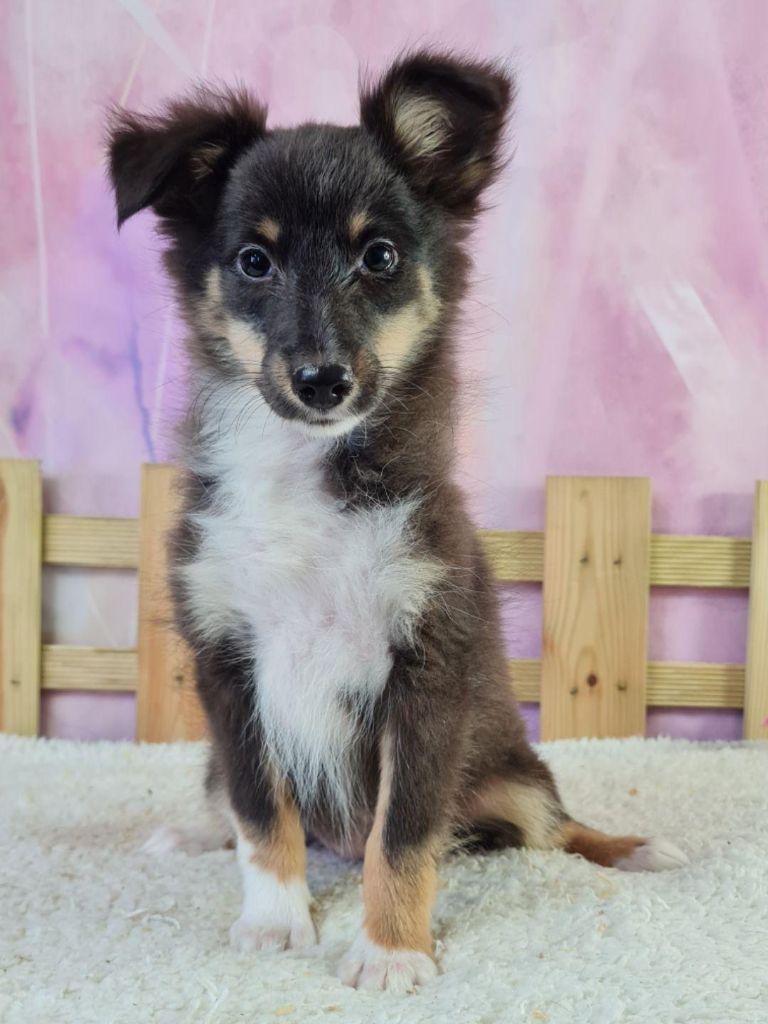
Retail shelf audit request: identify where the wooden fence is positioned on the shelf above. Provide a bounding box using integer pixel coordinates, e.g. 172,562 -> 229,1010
1,459 -> 766,742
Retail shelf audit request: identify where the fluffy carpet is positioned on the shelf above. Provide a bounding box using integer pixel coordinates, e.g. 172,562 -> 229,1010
2,735 -> 767,1024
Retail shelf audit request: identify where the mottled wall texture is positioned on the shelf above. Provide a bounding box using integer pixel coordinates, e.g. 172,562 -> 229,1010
2,0 -> 766,739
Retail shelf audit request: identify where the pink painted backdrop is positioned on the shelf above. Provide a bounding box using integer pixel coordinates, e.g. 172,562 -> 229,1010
2,0 -> 766,740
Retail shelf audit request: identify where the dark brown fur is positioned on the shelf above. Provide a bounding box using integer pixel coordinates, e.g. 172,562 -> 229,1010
108,50 -> 672,976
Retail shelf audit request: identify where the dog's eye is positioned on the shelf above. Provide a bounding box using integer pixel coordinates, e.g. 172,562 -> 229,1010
362,242 -> 398,274
237,246 -> 273,279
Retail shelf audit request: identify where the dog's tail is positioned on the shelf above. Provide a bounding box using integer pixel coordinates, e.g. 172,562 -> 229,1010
463,776 -> 688,871
559,820 -> 688,871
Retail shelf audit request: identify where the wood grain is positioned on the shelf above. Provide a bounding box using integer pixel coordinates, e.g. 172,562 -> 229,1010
479,531 -> 545,582
0,460 -> 42,735
540,477 -> 651,740
40,516 -> 751,585
41,645 -> 137,691
137,465 -> 204,742
481,530 -> 749,588
0,453 -> 759,738
649,534 -> 751,588
43,515 -> 138,568
510,658 -> 744,709
744,481 -> 768,740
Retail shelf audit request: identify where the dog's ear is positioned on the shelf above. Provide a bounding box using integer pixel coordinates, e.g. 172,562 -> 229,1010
360,51 -> 513,216
107,87 -> 267,228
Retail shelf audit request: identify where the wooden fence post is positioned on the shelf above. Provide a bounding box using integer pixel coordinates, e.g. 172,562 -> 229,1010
137,464 -> 204,742
540,476 -> 651,740
744,481 -> 768,740
0,460 -> 42,735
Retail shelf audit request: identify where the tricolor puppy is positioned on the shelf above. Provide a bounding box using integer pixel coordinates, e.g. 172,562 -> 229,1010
108,51 -> 687,993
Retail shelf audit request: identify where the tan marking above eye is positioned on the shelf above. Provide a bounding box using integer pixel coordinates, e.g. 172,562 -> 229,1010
256,217 -> 281,244
349,210 -> 370,243
374,265 -> 441,373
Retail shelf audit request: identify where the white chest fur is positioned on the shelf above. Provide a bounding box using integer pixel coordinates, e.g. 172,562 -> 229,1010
180,390 -> 442,818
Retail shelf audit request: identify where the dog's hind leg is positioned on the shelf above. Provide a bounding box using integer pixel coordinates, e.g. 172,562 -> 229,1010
142,820 -> 234,855
463,772 -> 688,871
142,748 -> 235,855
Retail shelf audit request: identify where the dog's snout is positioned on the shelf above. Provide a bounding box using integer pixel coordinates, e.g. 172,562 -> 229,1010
292,364 -> 353,411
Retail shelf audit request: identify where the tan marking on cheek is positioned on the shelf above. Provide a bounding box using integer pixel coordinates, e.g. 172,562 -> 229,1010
559,822 -> 645,867
375,265 -> 441,372
362,735 -> 437,954
194,267 -> 227,335
272,357 -> 294,399
196,268 -> 265,372
393,92 -> 450,158
349,210 -> 370,243
466,779 -> 561,849
257,217 -> 281,244
223,316 -> 266,372
240,795 -> 306,883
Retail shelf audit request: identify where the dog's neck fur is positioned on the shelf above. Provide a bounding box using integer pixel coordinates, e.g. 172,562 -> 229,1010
184,323 -> 459,507
177,329 -> 457,824
332,352 -> 457,504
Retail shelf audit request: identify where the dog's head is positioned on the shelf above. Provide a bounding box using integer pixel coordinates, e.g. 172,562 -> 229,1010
109,52 -> 513,436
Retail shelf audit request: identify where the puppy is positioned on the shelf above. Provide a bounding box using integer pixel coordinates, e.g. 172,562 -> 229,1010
108,51 -> 687,993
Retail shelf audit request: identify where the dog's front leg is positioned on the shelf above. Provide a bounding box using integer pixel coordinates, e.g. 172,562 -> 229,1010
339,659 -> 466,993
229,783 -> 317,953
194,643 -> 317,953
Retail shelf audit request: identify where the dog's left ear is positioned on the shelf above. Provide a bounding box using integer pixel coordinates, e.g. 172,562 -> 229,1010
360,51 -> 514,215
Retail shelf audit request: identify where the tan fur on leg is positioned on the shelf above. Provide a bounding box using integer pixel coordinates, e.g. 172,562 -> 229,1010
230,789 -> 316,952
239,789 -> 306,882
363,831 -> 437,955
362,738 -> 437,955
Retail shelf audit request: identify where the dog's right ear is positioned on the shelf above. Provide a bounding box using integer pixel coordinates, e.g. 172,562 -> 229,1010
107,87 -> 267,228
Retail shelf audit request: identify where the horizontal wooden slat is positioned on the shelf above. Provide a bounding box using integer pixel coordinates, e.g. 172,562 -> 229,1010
43,515 -> 139,568
41,645 -> 138,691
478,531 -> 544,582
649,535 -> 751,589
482,530 -> 750,589
38,644 -> 745,709
646,660 -> 745,708
509,658 -> 745,709
39,516 -> 750,587
508,658 -> 541,701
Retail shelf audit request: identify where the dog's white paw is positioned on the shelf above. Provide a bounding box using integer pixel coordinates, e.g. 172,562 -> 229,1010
337,931 -> 437,993
230,857 -> 317,954
229,914 -> 317,952
615,836 -> 689,872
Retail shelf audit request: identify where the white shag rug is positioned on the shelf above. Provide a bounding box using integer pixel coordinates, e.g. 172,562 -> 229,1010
2,736 -> 767,1024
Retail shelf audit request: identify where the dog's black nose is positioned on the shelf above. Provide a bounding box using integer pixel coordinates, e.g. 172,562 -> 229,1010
292,365 -> 353,411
